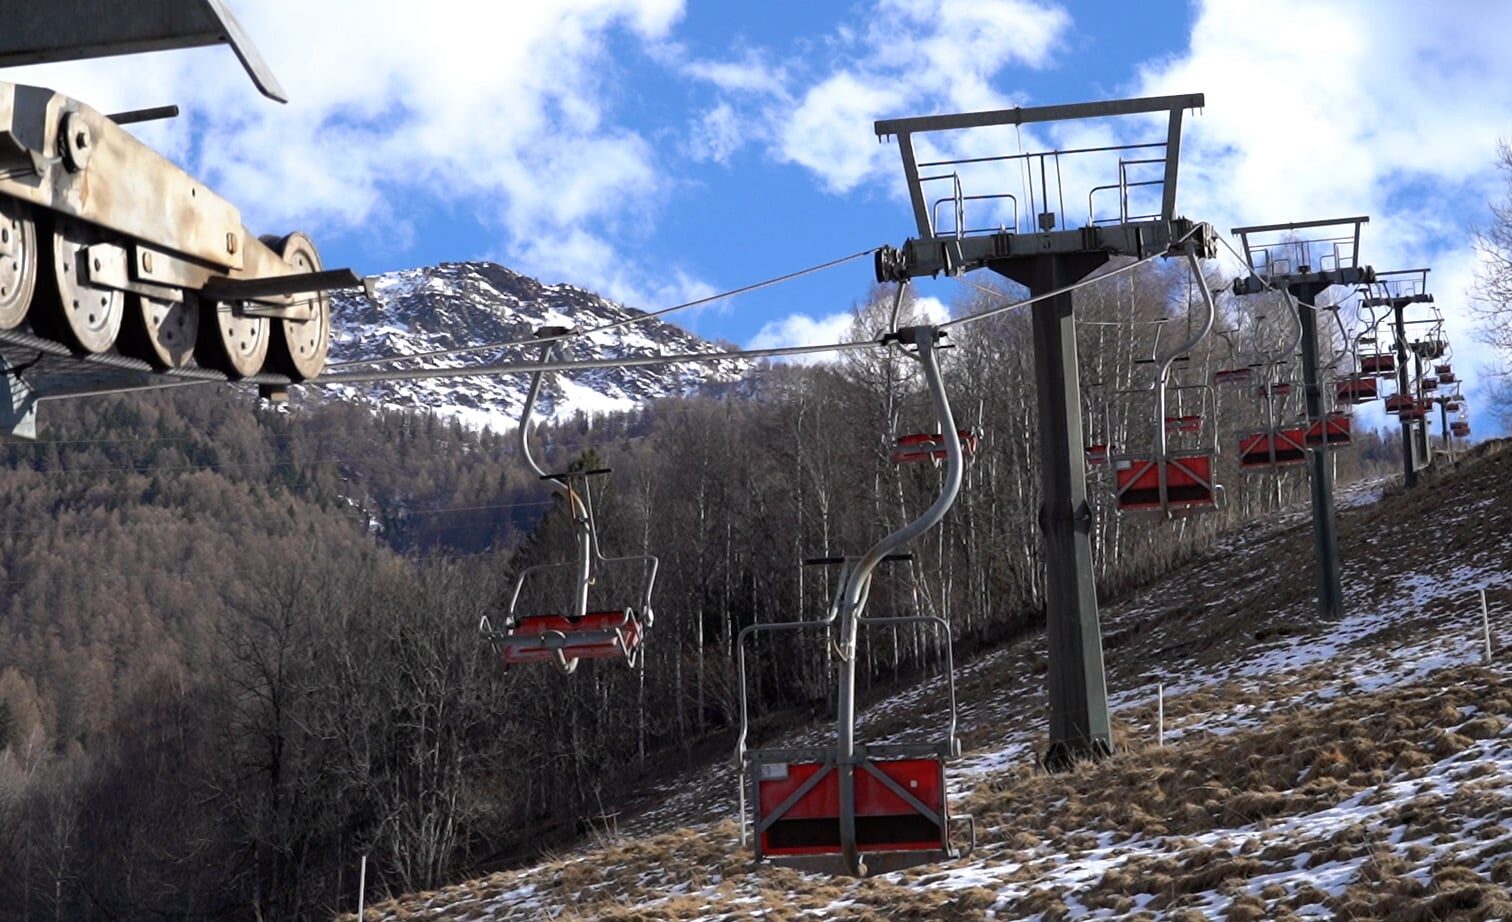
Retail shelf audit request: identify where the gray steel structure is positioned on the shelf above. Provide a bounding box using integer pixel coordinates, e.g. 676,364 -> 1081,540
0,1 -> 358,438
735,325 -> 972,877
872,94 -> 1215,770
1230,217 -> 1376,620
1361,270 -> 1437,488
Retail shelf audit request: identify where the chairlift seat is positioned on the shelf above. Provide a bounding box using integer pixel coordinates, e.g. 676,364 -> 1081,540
1360,354 -> 1396,376
1421,377 -> 1440,391
1385,394 -> 1414,413
1164,415 -> 1203,434
1239,429 -> 1308,469
892,429 -> 980,465
1256,382 -> 1294,398
1445,401 -> 1461,412
1439,370 -> 1457,384
499,609 -> 642,665
1435,364 -> 1453,376
1085,443 -> 1110,466
1213,368 -> 1253,386
1418,339 -> 1448,359
1451,421 -> 1470,437
1113,455 -> 1216,513
1305,413 -> 1352,448
1336,376 -> 1378,404
754,756 -> 952,861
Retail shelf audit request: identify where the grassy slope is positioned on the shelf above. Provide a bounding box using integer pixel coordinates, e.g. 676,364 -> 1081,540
351,442 -> 1512,921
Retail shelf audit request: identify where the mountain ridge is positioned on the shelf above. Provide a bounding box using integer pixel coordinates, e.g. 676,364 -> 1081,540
326,261 -> 753,431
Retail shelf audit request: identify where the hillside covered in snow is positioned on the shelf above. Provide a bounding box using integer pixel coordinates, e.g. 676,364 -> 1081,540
325,263 -> 753,431
349,442 -> 1512,921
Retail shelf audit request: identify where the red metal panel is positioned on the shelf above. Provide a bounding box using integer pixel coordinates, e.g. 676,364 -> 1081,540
499,610 -> 640,665
757,759 -> 945,857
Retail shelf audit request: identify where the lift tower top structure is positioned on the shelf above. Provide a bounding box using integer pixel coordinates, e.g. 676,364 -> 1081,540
1231,216 -> 1375,621
1361,269 -> 1435,488
875,93 -> 1216,770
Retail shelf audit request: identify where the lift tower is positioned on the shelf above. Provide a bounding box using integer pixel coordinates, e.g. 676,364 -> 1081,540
1361,269 -> 1435,488
874,95 -> 1216,769
1231,218 -> 1375,620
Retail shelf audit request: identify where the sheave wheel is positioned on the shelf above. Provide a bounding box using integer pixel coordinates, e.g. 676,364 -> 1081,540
32,217 -> 123,353
0,197 -> 38,330
263,232 -> 331,381
196,294 -> 269,379
118,291 -> 199,369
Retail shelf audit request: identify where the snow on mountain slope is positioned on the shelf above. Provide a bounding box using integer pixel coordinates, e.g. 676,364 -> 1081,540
324,263 -> 752,431
349,445 -> 1512,921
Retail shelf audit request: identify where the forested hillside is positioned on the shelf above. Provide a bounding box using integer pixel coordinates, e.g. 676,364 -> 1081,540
0,265 -> 1405,920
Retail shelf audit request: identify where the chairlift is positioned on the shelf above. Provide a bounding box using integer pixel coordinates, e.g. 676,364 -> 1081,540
1304,411 -> 1353,448
737,325 -> 973,877
1437,365 -> 1456,384
1210,328 -> 1254,387
893,429 -> 981,465
1110,250 -> 1221,516
1420,376 -> 1439,392
1239,427 -> 1309,469
480,327 -> 659,674
1335,374 -> 1378,404
1360,352 -> 1396,376
1086,443 -> 1111,466
1450,420 -> 1470,438
1417,337 -> 1448,360
1213,367 -> 1255,386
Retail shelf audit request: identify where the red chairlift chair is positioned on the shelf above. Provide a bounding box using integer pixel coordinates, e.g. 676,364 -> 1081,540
1213,367 -> 1254,386
739,326 -> 973,877
482,328 -> 659,674
1304,412 -> 1352,448
892,429 -> 981,465
1257,382 -> 1294,398
1335,374 -> 1378,404
1384,393 -> 1415,414
1451,420 -> 1470,437
1114,455 -> 1217,514
1164,415 -> 1203,434
1420,376 -> 1440,391
1238,427 -> 1309,469
1085,443 -> 1111,466
1360,353 -> 1396,376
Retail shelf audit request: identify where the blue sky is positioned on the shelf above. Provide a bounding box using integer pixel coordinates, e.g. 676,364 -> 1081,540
6,0 -> 1510,430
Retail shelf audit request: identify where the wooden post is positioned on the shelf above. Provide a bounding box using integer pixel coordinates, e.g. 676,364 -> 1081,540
1157,682 -> 1165,747
1483,589 -> 1494,664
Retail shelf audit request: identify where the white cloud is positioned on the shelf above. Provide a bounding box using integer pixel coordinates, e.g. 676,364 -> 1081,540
748,311 -> 857,363
687,103 -> 745,164
1129,0 -> 1512,431
3,0 -> 691,307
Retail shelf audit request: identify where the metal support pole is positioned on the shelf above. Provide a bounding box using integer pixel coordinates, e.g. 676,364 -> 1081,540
1295,283 -> 1344,619
1394,303 -> 1416,488
995,253 -> 1112,770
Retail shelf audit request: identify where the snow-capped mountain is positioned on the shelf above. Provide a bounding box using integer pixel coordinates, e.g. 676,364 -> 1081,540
324,262 -> 752,431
